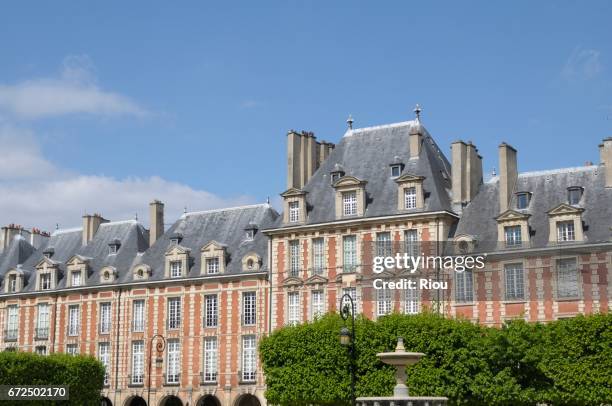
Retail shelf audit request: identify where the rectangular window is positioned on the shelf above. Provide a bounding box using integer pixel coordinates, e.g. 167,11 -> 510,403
35,345 -> 47,355
66,343 -> 78,355
557,258 -> 579,299
391,164 -> 402,178
343,235 -> 357,273
132,300 -> 145,332
5,305 -> 18,340
568,188 -> 582,205
404,187 -> 417,209
36,304 -> 50,339
167,298 -> 181,330
517,193 -> 530,209
68,305 -> 80,336
342,191 -> 357,216
377,288 -> 392,316
40,273 -> 51,290
376,232 -> 392,258
204,295 -> 218,328
8,275 -> 17,292
405,282 -> 420,314
312,238 -> 325,275
289,240 -> 300,277
166,340 -> 180,384
242,292 -> 256,326
131,341 -> 144,385
241,335 -> 257,382
504,263 -> 525,300
206,257 -> 220,274
557,221 -> 575,242
288,201 -> 300,223
203,337 -> 218,382
98,342 -> 111,386
504,225 -> 522,247
99,302 -> 111,334
310,290 -> 324,320
404,230 -> 419,260
71,271 -> 82,287
455,270 -> 473,303
287,292 -> 300,325
170,261 -> 182,278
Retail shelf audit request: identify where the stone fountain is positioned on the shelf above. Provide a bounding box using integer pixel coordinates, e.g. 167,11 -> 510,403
356,337 -> 448,406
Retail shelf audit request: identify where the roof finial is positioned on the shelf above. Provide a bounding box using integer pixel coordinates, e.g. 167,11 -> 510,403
183,206 -> 187,214
134,212 -> 138,221
414,104 -> 422,122
55,223 -> 59,230
346,114 -> 354,130
492,167 -> 497,177
266,196 -> 270,205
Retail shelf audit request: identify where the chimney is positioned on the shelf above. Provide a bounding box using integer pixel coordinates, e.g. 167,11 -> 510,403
287,130 -> 302,189
1,224 -> 22,251
286,130 -> 334,189
409,124 -> 423,159
149,200 -> 165,246
498,142 -> 518,213
30,228 -> 50,250
451,141 -> 483,204
82,213 -> 109,245
600,137 -> 612,188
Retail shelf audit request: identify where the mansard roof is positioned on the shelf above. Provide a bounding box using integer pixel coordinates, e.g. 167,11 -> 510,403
454,165 -> 612,252
0,235 -> 35,277
274,120 -> 453,228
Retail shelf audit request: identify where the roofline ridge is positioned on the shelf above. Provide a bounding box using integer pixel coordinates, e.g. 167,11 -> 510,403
181,203 -> 269,218
99,219 -> 138,227
51,227 -> 83,236
518,165 -> 598,178
343,120 -> 417,137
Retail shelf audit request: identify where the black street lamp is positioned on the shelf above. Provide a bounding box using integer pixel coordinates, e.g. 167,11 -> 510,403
147,334 -> 166,406
339,293 -> 356,406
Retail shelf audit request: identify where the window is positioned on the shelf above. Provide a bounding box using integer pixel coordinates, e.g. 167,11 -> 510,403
36,304 -> 50,339
246,229 -> 255,240
206,257 -> 220,275
568,187 -> 583,205
68,305 -> 80,336
343,235 -> 357,273
311,290 -> 324,320
242,292 -> 256,326
404,187 -> 417,209
131,341 -> 144,385
99,303 -> 111,334
170,261 -> 182,278
557,221 -> 575,242
504,225 -> 522,247
132,300 -> 145,332
557,258 -> 579,299
204,295 -> 218,328
288,201 -> 300,223
35,345 -> 47,355
331,171 -> 342,184
71,271 -> 82,287
504,263 -> 524,300
203,338 -> 218,382
342,191 -> 357,216
391,164 -> 402,178
166,340 -> 180,384
8,274 -> 17,292
109,245 -> 118,255
99,342 -> 110,386
517,193 -> 530,209
376,232 -> 392,258
312,238 -> 325,275
287,292 -> 300,325
341,287 -> 357,312
167,298 -> 181,330
455,270 -> 473,303
5,305 -> 18,340
241,335 -> 257,382
66,343 -> 78,355
289,240 -> 300,277
404,230 -> 419,259
405,282 -> 420,314
377,288 -> 392,316
39,273 -> 51,290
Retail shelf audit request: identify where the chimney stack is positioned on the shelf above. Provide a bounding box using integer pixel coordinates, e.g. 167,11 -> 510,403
149,200 -> 165,246
451,140 -> 483,205
286,130 -> 335,189
600,137 -> 612,188
1,224 -> 23,251
82,213 -> 109,245
409,124 -> 423,159
498,142 -> 518,213
30,228 -> 50,250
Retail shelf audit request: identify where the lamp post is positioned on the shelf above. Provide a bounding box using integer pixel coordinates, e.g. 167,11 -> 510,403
147,334 -> 166,406
339,293 -> 356,406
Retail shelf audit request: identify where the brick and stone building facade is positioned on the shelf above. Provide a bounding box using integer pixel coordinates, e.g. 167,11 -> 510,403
0,111 -> 611,406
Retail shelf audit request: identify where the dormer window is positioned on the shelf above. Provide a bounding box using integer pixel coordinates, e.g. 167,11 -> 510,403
241,252 -> 262,272
288,201 -> 300,223
342,191 -> 357,216
8,274 -> 17,292
71,271 -> 82,287
132,264 -> 151,280
557,220 -> 575,242
108,239 -> 120,255
516,192 -> 531,209
200,241 -> 227,275
404,187 -> 417,209
394,174 -> 425,211
40,273 -> 51,290
390,164 -> 403,178
547,203 -> 584,244
206,257 -> 220,274
169,233 -> 183,245
568,187 -> 583,205
170,261 -> 182,278
504,225 -> 522,247
43,248 -> 54,259
244,223 -> 258,241
280,188 -> 307,224
331,171 -> 344,184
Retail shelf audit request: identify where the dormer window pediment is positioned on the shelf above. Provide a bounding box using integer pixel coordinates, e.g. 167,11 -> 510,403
200,240 -> 227,275
165,244 -> 190,278
547,203 -> 585,216
395,173 -> 425,211
496,210 -> 531,248
333,176 -> 367,218
496,209 -> 531,222
547,203 -> 585,243
281,188 -> 308,224
35,258 -> 58,291
65,255 -> 91,287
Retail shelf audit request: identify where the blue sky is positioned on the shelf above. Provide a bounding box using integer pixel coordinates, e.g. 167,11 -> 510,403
0,1 -> 611,230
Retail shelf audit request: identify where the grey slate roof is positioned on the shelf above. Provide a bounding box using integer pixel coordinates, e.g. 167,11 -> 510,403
131,204 -> 279,281
454,165 -> 612,253
0,235 -> 35,276
275,120 -> 453,227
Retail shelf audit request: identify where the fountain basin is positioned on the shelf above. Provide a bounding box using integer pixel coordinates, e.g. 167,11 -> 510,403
377,351 -> 425,366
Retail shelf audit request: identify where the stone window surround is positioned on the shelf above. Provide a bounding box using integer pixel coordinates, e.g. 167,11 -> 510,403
551,255 -> 583,302
495,210 -> 531,248
394,174 -> 425,211
132,264 -> 152,280
547,204 -> 585,243
200,241 -> 227,275
241,252 -> 262,272
65,256 -> 90,288
164,246 -> 191,278
3,270 -> 24,293
99,266 -> 117,284
500,259 -> 527,303
280,188 -> 307,224
35,259 -> 59,291
333,176 -> 367,219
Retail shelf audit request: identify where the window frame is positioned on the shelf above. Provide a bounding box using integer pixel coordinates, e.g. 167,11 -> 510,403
404,186 -> 417,209
342,191 -> 358,216
504,263 -> 525,301
167,297 -> 181,330
242,291 -> 257,326
204,294 -> 218,328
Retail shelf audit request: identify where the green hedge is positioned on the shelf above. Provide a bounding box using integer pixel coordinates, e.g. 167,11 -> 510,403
0,351 -> 105,406
260,312 -> 612,406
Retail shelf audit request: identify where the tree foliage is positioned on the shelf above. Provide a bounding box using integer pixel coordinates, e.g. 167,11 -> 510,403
260,312 -> 612,406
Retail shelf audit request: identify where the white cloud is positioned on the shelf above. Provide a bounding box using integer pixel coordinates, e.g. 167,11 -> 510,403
0,55 -> 147,119
560,47 -> 603,81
